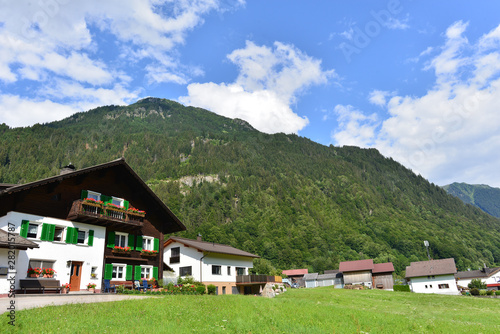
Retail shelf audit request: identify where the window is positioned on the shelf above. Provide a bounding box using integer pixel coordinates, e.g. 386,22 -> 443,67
429,285 -> 433,288
115,232 -> 127,247
236,267 -> 246,276
29,260 -> 55,269
143,236 -> 154,251
438,284 -> 449,289
77,230 -> 87,244
212,265 -> 221,275
87,191 -> 101,201
170,247 -> 180,264
180,266 -> 192,276
425,285 -> 428,288
222,286 -> 226,295
227,266 -> 231,276
53,226 -> 65,242
112,264 -> 126,280
141,266 -> 153,280
27,223 -> 39,238
112,196 -> 125,208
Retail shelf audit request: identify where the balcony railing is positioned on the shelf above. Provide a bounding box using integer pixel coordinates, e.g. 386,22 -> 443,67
67,200 -> 145,228
236,275 -> 282,284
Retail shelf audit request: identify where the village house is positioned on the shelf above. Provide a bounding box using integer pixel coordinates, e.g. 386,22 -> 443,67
405,258 -> 460,295
0,158 -> 185,294
164,235 -> 260,295
282,269 -> 308,287
339,259 -> 395,290
456,265 -> 500,290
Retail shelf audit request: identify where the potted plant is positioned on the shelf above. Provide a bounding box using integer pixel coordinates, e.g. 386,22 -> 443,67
127,206 -> 146,217
140,249 -> 158,257
91,273 -> 97,278
62,283 -> 71,294
112,246 -> 131,254
42,268 -> 56,278
82,197 -> 104,206
105,202 -> 126,211
86,283 -> 97,293
27,267 -> 42,278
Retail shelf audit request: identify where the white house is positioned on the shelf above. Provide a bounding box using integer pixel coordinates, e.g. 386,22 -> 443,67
456,266 -> 500,290
405,258 -> 460,295
164,236 -> 259,295
0,211 -> 106,294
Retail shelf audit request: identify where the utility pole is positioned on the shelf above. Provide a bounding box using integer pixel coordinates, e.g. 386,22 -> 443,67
424,240 -> 431,261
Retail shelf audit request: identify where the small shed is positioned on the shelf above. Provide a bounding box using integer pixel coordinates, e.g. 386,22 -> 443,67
324,269 -> 344,288
339,259 -> 374,288
304,273 -> 318,288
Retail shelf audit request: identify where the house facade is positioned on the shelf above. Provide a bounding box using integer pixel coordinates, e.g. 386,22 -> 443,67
0,159 -> 185,294
405,258 -> 460,295
164,236 -> 259,295
456,266 -> 500,290
338,259 -> 395,290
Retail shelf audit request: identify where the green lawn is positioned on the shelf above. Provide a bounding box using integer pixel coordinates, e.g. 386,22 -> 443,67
2,287 -> 499,333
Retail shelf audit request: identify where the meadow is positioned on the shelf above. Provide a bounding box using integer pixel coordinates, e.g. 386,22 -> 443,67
2,287 -> 499,333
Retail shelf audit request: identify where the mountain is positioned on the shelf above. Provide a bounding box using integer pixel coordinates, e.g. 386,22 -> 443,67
1,98 -> 499,275
443,183 -> 500,218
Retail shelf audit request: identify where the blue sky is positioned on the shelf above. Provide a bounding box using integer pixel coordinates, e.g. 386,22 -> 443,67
1,1 -> 500,187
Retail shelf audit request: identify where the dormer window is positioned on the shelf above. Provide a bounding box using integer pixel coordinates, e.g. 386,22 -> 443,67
87,191 -> 101,201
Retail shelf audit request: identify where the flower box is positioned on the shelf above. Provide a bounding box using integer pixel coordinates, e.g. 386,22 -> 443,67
141,250 -> 158,257
112,246 -> 131,255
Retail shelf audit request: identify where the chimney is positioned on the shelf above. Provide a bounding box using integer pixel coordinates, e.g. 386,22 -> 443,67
197,233 -> 202,242
60,163 -> 76,175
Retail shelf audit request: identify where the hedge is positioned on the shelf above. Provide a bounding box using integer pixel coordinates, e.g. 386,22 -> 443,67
393,285 -> 410,292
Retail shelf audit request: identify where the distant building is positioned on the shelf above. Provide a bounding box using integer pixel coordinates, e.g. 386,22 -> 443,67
282,268 -> 308,287
339,259 -> 395,290
456,266 -> 500,290
405,258 -> 460,295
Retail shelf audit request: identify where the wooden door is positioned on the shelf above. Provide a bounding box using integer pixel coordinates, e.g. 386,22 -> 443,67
70,261 -> 83,291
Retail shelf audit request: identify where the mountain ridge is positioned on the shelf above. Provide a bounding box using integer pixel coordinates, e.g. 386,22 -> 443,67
443,182 -> 500,218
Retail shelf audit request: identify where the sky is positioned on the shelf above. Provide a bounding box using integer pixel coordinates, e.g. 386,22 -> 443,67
1,0 -> 500,187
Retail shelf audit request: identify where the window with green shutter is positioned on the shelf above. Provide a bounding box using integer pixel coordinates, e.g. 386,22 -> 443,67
72,228 -> 78,244
134,266 -> 141,280
20,220 -> 29,238
135,235 -> 143,251
126,265 -> 133,280
104,264 -> 113,280
48,224 -> 55,241
123,200 -> 129,209
127,234 -> 135,248
153,267 -> 158,280
107,231 -> 115,248
153,238 -> 159,252
81,190 -> 88,200
88,230 -> 94,246
65,227 -> 74,244
40,224 -> 49,241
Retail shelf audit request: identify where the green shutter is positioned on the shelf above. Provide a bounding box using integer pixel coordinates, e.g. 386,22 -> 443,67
126,265 -> 133,280
48,224 -> 55,241
135,235 -> 143,251
104,264 -> 113,280
101,195 -> 111,204
153,238 -> 159,252
123,200 -> 129,210
20,220 -> 29,238
127,234 -> 134,248
134,266 -> 142,280
72,228 -> 78,244
107,231 -> 115,248
81,190 -> 88,200
153,267 -> 158,280
88,230 -> 94,246
40,224 -> 49,241
65,227 -> 74,244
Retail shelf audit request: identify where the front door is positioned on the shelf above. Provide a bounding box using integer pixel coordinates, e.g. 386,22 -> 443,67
70,261 -> 83,291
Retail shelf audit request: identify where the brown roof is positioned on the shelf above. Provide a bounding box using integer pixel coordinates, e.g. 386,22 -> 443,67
373,262 -> 395,274
0,230 -> 39,250
164,236 -> 260,258
405,258 -> 457,278
339,259 -> 374,272
456,267 -> 500,279
282,269 -> 308,276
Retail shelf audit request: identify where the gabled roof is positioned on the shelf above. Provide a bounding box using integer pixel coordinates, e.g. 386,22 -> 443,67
164,236 -> 260,258
282,269 -> 308,276
373,262 -> 395,274
303,273 -> 318,280
339,259 -> 374,272
317,273 -> 339,280
405,258 -> 457,278
0,158 -> 185,234
0,230 -> 39,250
456,267 -> 500,279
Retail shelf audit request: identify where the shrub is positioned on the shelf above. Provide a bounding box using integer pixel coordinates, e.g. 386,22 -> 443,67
207,284 -> 216,295
393,285 -> 411,292
486,290 -> 494,296
470,288 -> 479,296
479,289 -> 487,296
495,290 -> 500,296
196,285 -> 206,295
468,278 -> 487,290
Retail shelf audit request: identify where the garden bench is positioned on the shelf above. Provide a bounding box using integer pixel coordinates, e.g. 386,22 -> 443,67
20,279 -> 62,294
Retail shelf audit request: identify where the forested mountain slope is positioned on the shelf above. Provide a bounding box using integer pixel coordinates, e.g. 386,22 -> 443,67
443,183 -> 500,218
1,98 -> 499,275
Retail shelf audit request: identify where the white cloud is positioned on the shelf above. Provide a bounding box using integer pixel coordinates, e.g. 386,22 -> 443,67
368,90 -> 391,107
180,41 -> 333,134
332,21 -> 500,187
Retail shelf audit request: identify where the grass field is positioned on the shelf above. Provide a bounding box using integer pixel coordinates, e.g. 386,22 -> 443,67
2,287 -> 499,333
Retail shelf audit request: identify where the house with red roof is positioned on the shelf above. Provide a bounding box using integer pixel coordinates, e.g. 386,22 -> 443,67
339,259 -> 395,290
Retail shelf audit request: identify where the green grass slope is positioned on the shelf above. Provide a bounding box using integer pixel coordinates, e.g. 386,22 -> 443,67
1,98 -> 500,274
443,183 -> 500,218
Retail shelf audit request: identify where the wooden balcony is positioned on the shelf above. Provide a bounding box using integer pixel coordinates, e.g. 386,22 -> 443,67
67,200 -> 144,229
236,275 -> 282,285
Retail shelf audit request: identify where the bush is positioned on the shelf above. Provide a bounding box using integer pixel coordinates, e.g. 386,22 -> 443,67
470,288 -> 479,296
196,285 -> 206,295
207,284 -> 216,295
486,290 -> 494,296
479,289 -> 487,296
468,278 -> 487,290
393,285 -> 411,292
495,290 -> 500,296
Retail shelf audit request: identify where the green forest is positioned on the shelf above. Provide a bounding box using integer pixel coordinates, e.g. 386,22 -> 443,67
443,182 -> 500,218
1,97 -> 499,276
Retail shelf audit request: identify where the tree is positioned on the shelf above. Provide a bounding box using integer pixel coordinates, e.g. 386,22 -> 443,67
468,278 -> 486,289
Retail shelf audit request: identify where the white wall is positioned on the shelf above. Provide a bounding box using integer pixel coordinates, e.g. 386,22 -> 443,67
408,274 -> 460,295
0,211 -> 106,292
0,249 -> 18,296
164,241 -> 254,283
